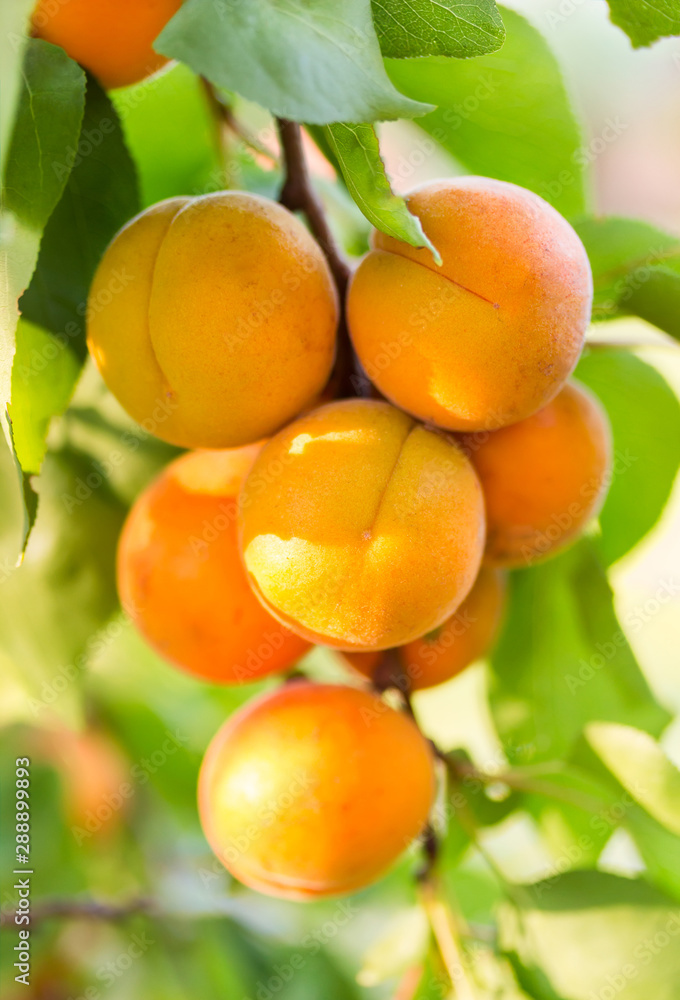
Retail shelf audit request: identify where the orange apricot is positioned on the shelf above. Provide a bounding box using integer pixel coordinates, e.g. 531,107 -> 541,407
238,399 -> 485,651
461,381 -> 612,567
31,0 -> 182,90
117,446 -> 310,683
347,177 -> 592,432
87,193 -> 337,448
344,567 -> 506,690
198,682 -> 436,899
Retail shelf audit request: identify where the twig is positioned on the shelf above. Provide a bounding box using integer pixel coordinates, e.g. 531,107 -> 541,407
276,119 -> 351,297
448,756 -> 605,813
201,78 -> 278,164
0,896 -> 153,929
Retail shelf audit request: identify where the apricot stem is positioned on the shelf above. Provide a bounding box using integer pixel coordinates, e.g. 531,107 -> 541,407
276,119 -> 351,297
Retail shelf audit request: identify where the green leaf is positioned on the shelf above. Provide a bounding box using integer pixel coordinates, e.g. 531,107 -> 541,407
357,907 -> 429,987
0,0 -> 35,176
3,40 -> 86,231
574,216 -> 680,338
576,350 -> 680,565
20,73 -> 139,362
372,0 -> 505,59
112,64 -> 222,208
489,538 -> 669,765
587,723 -> 680,837
385,7 -> 586,218
0,40 -> 85,544
323,123 -> 441,262
156,0 -> 433,126
9,318 -> 81,474
605,0 -> 680,48
499,871 -> 680,1000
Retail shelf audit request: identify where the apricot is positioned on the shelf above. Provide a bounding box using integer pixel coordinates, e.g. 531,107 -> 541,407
87,193 -> 337,448
461,381 -> 612,567
31,0 -> 182,90
344,567 -> 506,691
238,399 -> 485,650
198,682 -> 435,899
347,177 -> 592,432
117,446 -> 310,683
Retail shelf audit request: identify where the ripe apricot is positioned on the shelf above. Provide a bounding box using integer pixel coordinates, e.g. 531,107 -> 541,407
347,177 -> 592,432
87,193 -> 337,448
31,0 -> 182,90
198,682 -> 435,899
344,567 -> 506,691
462,381 -> 612,567
117,446 -> 310,683
238,399 -> 485,650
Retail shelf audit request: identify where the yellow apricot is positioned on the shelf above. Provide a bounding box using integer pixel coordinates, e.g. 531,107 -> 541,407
347,177 -> 592,432
461,381 -> 612,567
198,682 -> 435,899
87,193 -> 337,448
344,567 -> 506,690
238,399 -> 485,650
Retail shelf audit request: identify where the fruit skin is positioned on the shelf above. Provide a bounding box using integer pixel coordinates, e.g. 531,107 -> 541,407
238,399 -> 486,651
117,446 -> 310,683
31,0 -> 182,90
198,682 -> 435,900
87,192 -> 337,449
344,567 -> 506,691
347,177 -> 593,432
462,381 -> 612,568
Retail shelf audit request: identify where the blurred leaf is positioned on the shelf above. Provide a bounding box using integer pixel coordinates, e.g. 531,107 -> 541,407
499,871 -> 680,1000
386,7 -> 586,217
112,64 -> 222,207
587,723 -> 680,836
575,216 -> 680,338
357,906 -> 429,986
605,0 -> 680,48
517,762 -> 620,869
489,538 -> 669,765
372,0 -> 505,58
20,73 -> 139,362
576,350 -> 680,566
627,806 -> 680,904
0,447 -> 125,726
323,122 -> 441,261
156,0 -> 433,126
9,318 -> 81,474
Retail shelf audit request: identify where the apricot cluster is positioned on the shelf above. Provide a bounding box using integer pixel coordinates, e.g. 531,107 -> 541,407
102,176 -> 610,900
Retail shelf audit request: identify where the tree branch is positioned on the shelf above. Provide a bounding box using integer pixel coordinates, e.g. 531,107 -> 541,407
276,118 -> 351,298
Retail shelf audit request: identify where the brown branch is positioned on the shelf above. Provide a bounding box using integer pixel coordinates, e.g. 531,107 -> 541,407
276,119 -> 351,298
0,896 -> 153,929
